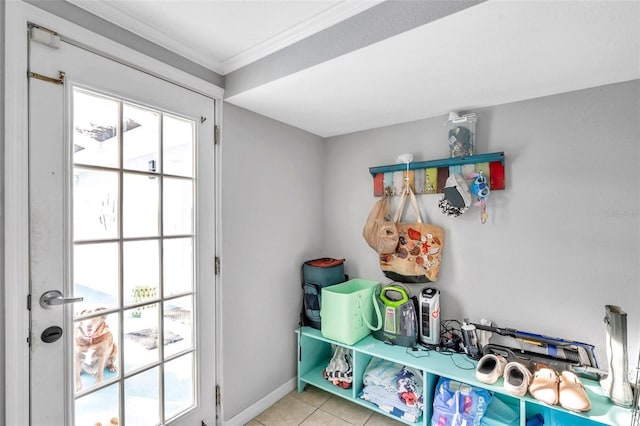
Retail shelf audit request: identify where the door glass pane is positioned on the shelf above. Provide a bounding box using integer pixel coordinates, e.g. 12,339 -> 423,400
72,87 -> 200,425
74,383 -> 120,426
123,303 -> 160,373
125,368 -> 160,426
163,238 -> 193,296
73,168 -> 119,241
73,89 -> 120,168
163,178 -> 193,236
164,296 -> 193,358
123,240 -> 160,306
165,353 -> 195,420
123,103 -> 160,173
163,115 -> 194,177
123,172 -> 159,238
74,310 -> 120,392
74,242 -> 119,312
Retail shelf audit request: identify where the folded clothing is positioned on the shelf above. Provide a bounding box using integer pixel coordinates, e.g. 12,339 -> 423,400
397,366 -> 423,408
326,345 -> 352,377
363,358 -> 402,390
324,370 -> 353,382
324,345 -> 353,389
363,358 -> 423,403
323,370 -> 352,389
359,358 -> 425,423
360,384 -> 422,423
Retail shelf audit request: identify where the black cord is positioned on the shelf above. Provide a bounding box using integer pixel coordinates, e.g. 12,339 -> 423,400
438,347 -> 477,370
441,319 -> 463,339
404,318 -> 477,364
439,319 -> 464,352
406,345 -> 431,358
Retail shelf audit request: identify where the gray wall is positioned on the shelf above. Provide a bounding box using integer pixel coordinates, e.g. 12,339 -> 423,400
220,103 -> 325,420
0,0 -> 5,421
323,80 -> 640,370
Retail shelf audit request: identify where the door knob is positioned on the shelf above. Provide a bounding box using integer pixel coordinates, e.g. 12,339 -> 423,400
39,290 -> 83,309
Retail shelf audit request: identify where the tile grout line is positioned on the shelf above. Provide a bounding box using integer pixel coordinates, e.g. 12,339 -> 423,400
251,386 -> 397,426
297,405 -> 317,425
312,406 -> 363,426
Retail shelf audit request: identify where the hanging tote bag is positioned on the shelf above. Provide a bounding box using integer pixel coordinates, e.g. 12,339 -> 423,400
379,186 -> 444,283
362,193 -> 399,255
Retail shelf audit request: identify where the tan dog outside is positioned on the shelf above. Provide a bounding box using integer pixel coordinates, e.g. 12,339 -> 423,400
75,307 -> 118,392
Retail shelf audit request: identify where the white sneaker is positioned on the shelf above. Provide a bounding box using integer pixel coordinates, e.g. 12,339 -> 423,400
503,362 -> 532,396
475,354 -> 507,384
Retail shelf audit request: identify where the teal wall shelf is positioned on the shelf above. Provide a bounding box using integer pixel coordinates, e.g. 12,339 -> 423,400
368,152 -> 504,176
368,152 -> 505,196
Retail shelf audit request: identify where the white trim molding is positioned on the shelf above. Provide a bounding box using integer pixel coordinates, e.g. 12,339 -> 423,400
4,2 -> 31,424
66,0 -> 224,73
65,0 -> 384,75
222,378 -> 297,426
3,1 -> 223,424
219,0 -> 385,74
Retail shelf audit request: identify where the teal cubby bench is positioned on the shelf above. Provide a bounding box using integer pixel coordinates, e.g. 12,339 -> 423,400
297,326 -> 632,425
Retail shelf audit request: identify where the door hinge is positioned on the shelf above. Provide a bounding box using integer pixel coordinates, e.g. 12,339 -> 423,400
215,385 -> 221,406
30,25 -> 61,48
214,125 -> 220,145
28,70 -> 65,85
26,296 -> 32,346
215,257 -> 220,275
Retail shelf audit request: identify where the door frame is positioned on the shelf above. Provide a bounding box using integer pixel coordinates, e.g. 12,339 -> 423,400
4,2 -> 224,424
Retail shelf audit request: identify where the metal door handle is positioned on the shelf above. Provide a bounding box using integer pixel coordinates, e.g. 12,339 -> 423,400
39,290 -> 83,309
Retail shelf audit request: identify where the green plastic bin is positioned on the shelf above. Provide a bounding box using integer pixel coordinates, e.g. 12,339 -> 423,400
320,279 -> 381,345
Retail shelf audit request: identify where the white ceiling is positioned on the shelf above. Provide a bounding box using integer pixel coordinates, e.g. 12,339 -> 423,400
69,0 -> 640,138
68,0 -> 384,73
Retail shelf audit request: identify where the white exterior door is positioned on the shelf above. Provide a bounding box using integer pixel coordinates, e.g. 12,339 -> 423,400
28,28 -> 216,426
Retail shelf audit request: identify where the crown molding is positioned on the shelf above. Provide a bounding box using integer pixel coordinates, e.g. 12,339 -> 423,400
220,0 -> 385,74
66,0 -> 224,73
66,0 -> 383,75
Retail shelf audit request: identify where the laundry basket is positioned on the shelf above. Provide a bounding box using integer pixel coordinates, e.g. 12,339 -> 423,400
320,279 -> 381,345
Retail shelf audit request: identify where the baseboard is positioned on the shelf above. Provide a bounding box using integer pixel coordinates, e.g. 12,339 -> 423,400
222,377 -> 297,425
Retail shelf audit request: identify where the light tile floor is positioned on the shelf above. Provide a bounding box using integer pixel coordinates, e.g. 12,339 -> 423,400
245,385 -> 405,426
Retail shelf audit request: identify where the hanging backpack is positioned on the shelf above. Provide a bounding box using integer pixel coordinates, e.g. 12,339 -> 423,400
300,258 -> 347,329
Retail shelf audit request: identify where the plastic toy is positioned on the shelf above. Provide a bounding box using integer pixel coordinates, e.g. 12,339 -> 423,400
468,173 -> 490,224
